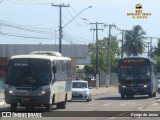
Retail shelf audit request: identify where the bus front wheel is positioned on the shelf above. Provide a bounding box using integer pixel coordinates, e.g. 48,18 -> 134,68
148,93 -> 153,98
45,104 -> 52,112
153,92 -> 156,97
121,94 -> 125,99
10,103 -> 17,111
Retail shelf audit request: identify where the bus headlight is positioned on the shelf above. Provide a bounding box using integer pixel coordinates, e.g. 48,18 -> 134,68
122,85 -> 126,88
9,90 -> 13,94
37,85 -> 50,96
5,84 -> 16,95
41,90 -> 47,95
144,84 -> 147,88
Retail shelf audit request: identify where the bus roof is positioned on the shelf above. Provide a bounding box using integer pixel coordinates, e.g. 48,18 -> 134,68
10,53 -> 71,61
118,56 -> 157,64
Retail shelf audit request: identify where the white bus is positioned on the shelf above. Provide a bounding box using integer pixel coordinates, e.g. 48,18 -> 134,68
5,51 -> 72,111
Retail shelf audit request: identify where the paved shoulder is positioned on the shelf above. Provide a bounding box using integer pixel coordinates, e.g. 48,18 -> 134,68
91,86 -> 118,95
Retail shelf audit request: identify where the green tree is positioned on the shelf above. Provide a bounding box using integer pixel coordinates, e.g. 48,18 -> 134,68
152,38 -> 160,56
86,37 -> 120,73
152,55 -> 160,72
123,25 -> 147,56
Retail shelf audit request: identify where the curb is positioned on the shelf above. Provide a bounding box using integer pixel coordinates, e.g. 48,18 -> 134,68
91,87 -> 118,95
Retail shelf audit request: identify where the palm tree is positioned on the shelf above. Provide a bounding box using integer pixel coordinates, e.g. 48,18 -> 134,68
122,25 -> 147,57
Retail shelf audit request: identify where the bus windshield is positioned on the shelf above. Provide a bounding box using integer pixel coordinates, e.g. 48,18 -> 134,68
118,60 -> 151,80
7,59 -> 51,86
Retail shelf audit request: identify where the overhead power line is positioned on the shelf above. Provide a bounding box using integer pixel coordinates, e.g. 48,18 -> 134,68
5,0 -> 51,5
0,32 -> 54,40
0,21 -> 56,35
0,0 -> 4,4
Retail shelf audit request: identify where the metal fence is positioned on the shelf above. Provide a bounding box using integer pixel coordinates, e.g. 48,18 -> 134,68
99,72 -> 118,86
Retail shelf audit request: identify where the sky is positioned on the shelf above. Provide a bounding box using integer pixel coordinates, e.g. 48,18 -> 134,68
0,0 -> 160,47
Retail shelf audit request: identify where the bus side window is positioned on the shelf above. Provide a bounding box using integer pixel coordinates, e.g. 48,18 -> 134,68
67,61 -> 72,78
52,66 -> 56,73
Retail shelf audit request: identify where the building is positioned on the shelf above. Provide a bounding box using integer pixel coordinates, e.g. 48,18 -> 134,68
0,44 -> 88,79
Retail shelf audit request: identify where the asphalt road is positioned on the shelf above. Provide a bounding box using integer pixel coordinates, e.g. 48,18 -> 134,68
0,90 -> 160,120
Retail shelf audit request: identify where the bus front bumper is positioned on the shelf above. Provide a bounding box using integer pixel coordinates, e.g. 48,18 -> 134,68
5,91 -> 51,106
119,86 -> 152,95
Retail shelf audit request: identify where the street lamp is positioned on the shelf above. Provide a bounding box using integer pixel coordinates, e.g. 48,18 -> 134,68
59,6 -> 92,53
63,6 -> 92,28
83,18 -> 95,44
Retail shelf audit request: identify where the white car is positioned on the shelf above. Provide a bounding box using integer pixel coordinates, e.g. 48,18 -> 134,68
72,80 -> 92,102
158,80 -> 160,94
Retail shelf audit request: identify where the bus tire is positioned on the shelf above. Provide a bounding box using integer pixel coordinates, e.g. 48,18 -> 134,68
57,95 -> 67,109
10,103 -> 17,111
46,104 -> 52,112
153,92 -> 156,97
57,102 -> 66,109
121,94 -> 125,99
148,93 -> 153,98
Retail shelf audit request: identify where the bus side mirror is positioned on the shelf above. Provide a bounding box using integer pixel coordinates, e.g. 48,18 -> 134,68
52,66 -> 57,73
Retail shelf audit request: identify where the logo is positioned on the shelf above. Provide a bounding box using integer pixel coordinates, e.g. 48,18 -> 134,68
135,4 -> 143,9
127,3 -> 151,19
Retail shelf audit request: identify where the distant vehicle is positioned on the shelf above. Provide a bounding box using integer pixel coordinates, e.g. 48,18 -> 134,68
72,80 -> 92,102
88,76 -> 96,81
117,57 -> 157,99
158,80 -> 160,94
5,51 -> 72,111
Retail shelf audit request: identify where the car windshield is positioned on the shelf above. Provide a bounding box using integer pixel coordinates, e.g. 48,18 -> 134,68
72,82 -> 88,88
7,59 -> 51,86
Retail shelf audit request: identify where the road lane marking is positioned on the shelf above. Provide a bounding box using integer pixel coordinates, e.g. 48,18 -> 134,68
87,103 -> 97,105
152,103 -> 159,105
135,104 -> 143,106
103,103 -> 112,106
68,103 -> 82,105
120,103 -> 127,105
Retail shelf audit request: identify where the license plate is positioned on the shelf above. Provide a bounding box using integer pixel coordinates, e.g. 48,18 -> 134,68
132,89 -> 138,92
22,98 -> 30,101
74,92 -> 79,96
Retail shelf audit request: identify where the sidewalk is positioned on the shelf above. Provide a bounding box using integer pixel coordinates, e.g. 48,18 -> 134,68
91,86 -> 118,95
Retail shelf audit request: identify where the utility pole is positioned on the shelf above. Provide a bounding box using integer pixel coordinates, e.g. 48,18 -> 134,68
147,42 -> 150,57
117,28 -> 125,58
51,4 -> 70,53
121,30 -> 125,58
90,22 -> 104,89
105,24 -> 116,88
145,37 -> 156,57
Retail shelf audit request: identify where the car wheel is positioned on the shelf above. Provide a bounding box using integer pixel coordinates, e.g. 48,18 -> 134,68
86,99 -> 90,102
